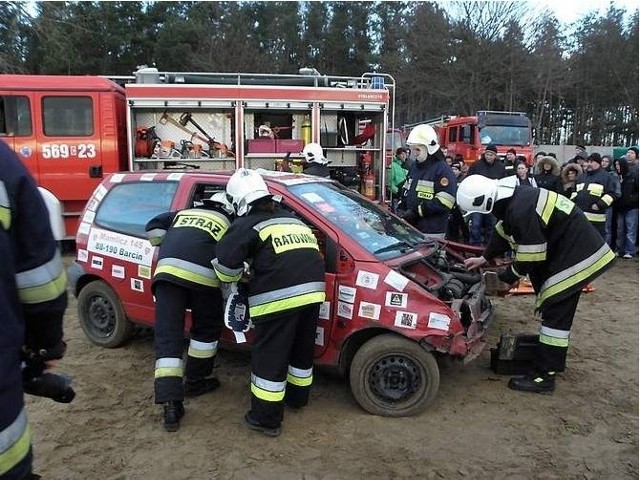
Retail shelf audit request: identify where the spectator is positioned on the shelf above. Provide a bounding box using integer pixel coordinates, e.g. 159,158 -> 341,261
466,144 -> 505,246
444,155 -> 454,166
601,155 -> 621,248
503,148 -> 517,177
614,156 -> 639,258
560,163 -> 582,198
515,160 -> 537,187
386,147 -> 409,212
534,155 -> 562,193
572,153 -> 619,238
446,160 -> 469,243
626,146 -> 639,170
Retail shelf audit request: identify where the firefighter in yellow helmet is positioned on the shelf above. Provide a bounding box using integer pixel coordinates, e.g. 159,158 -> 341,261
458,174 -> 615,393
397,124 -> 457,238
213,168 -> 325,437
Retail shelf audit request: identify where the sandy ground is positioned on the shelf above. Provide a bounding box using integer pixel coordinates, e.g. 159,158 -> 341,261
26,257 -> 638,480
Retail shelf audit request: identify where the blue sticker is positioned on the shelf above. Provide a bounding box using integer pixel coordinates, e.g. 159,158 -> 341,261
20,146 -> 32,158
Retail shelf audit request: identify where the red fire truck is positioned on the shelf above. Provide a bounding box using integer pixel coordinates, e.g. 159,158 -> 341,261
405,111 -> 534,167
0,68 -> 395,239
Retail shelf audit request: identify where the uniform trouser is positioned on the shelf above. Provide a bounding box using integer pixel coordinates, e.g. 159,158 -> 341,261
0,350 -> 33,480
535,290 -> 582,373
249,304 -> 320,429
154,281 -> 223,404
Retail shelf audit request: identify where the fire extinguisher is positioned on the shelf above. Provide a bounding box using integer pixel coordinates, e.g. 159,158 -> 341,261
301,114 -> 312,145
360,151 -> 376,200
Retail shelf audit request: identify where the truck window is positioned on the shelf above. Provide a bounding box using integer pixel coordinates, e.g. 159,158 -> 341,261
462,125 -> 471,143
0,95 -> 32,136
94,181 -> 179,237
42,96 -> 94,137
448,127 -> 457,143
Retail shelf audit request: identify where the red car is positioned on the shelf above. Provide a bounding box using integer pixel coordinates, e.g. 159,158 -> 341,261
68,170 -> 495,417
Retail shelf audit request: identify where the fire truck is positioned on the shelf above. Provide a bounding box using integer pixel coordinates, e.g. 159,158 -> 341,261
0,68 -> 396,239
405,110 -> 534,167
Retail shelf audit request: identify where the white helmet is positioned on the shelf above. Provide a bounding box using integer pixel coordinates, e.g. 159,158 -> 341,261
203,191 -> 235,217
456,175 -> 517,215
406,124 -> 440,162
226,168 -> 271,216
301,143 -> 328,165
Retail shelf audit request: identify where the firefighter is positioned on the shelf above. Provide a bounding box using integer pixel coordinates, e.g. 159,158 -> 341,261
397,124 -> 457,239
458,175 -> 615,393
145,192 -> 234,432
0,140 -> 68,478
301,142 -> 331,178
213,168 -> 325,437
571,152 -> 620,238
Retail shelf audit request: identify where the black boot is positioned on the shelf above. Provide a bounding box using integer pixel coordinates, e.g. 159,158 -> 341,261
185,377 -> 221,398
244,412 -> 281,437
508,371 -> 555,393
163,400 -> 185,432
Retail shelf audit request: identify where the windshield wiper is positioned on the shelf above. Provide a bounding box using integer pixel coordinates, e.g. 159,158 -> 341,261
373,241 -> 413,255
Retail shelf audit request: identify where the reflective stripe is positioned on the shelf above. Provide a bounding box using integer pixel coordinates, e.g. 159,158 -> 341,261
16,251 -> 67,304
0,409 -> 31,476
287,365 -> 313,387
601,194 -> 614,206
435,191 -> 455,209
187,339 -> 218,359
212,259 -> 243,283
257,223 -> 319,254
516,243 -> 547,262
172,209 -> 230,241
586,183 -> 604,196
0,181 -> 10,230
416,180 -> 434,189
250,291 -> 326,318
539,330 -> 570,347
249,282 -> 326,306
510,264 -> 523,278
554,195 -> 574,215
495,221 -> 516,249
146,228 -> 166,246
251,373 -> 286,402
584,211 -> 606,223
254,217 -> 306,232
535,190 -> 556,226
155,258 -> 219,287
536,244 -> 614,308
540,326 -> 570,339
154,357 -> 183,378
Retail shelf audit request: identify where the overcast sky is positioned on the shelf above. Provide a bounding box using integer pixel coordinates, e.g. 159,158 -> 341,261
533,0 -> 638,24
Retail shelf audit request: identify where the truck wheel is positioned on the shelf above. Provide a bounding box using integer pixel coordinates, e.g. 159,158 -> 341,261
77,280 -> 133,348
349,334 -> 440,417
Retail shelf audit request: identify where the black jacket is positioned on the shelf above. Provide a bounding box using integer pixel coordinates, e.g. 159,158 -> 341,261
572,167 -> 620,224
303,163 -> 330,178
615,157 -> 639,211
468,155 -> 505,179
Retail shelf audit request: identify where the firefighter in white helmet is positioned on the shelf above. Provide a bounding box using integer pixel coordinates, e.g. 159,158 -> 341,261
213,168 -> 325,437
301,142 -> 330,178
458,174 -> 615,393
145,191 -> 234,432
397,124 -> 457,238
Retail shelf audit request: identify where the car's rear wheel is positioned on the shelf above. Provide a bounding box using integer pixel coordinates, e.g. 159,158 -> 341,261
77,280 -> 133,348
349,334 -> 440,417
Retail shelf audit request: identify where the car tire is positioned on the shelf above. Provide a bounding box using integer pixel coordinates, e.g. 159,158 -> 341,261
77,280 -> 134,348
349,334 -> 440,417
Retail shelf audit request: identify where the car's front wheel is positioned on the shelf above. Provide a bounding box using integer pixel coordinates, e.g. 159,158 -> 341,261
349,334 -> 440,417
77,280 -> 133,348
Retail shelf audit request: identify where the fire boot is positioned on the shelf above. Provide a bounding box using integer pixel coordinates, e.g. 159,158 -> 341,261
508,371 -> 556,393
244,412 -> 281,437
185,377 -> 221,398
163,400 -> 185,432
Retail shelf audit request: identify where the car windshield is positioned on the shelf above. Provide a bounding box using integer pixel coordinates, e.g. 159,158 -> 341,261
479,125 -> 530,147
288,182 -> 431,258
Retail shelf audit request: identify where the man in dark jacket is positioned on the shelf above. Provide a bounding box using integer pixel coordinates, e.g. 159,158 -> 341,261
146,192 -> 235,432
458,174 -> 615,393
0,140 -> 68,478
571,153 -> 620,238
466,144 -> 505,246
614,156 -> 639,258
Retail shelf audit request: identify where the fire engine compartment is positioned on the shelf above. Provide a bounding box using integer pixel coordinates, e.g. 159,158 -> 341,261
125,68 -> 395,201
